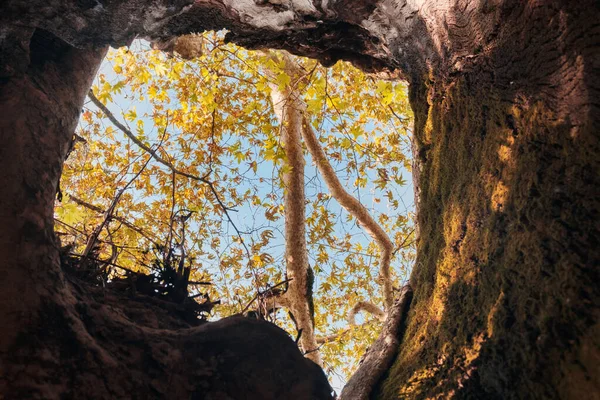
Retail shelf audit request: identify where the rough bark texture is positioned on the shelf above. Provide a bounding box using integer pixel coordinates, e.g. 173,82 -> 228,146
374,1 -> 600,399
1,0 -> 599,399
340,286 -> 413,400
0,28 -> 332,400
0,28 -> 107,354
1,0 -> 400,73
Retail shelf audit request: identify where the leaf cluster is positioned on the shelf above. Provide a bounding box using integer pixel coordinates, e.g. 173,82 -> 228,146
55,33 -> 416,383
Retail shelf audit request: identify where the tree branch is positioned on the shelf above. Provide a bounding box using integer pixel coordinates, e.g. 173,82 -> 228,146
266,52 -> 321,366
302,117 -> 395,311
88,90 -> 251,258
266,51 -> 397,312
347,301 -> 386,326
240,278 -> 293,315
339,285 -> 413,400
68,194 -> 160,247
316,328 -> 352,345
79,154 -> 152,268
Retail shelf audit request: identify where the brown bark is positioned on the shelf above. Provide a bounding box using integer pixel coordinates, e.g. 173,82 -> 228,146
374,1 -> 600,398
1,0 -> 598,399
340,286 -> 413,400
0,28 -> 106,353
0,29 -> 332,399
267,53 -> 322,366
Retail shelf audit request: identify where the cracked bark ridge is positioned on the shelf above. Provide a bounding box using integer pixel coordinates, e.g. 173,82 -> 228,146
1,0 -> 433,77
375,1 -> 600,398
1,0 -> 599,398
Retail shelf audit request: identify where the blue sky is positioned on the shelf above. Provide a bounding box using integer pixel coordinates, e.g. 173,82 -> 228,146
71,38 -> 415,389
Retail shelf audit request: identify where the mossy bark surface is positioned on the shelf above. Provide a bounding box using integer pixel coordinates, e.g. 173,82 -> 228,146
376,1 -> 600,398
1,1 -> 599,399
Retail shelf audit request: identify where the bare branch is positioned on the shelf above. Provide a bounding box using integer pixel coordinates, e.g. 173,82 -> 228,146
347,301 -> 386,326
266,52 -> 321,366
316,328 -> 351,345
316,316 -> 382,345
79,154 -> 152,268
88,90 -> 252,258
68,194 -> 160,247
302,117 -> 395,311
266,52 -> 397,312
241,278 -> 293,315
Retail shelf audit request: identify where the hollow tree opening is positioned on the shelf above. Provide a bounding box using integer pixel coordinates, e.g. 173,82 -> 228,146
57,36 -> 416,389
1,0 -> 598,399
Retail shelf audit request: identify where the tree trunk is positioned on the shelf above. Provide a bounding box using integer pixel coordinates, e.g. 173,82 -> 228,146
267,53 -> 323,366
1,1 -> 598,399
374,1 -> 600,398
0,29 -> 332,400
0,28 -> 106,354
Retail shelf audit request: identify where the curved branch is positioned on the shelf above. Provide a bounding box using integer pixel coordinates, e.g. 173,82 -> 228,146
267,52 -> 396,311
302,118 -> 395,310
347,301 -> 386,326
317,329 -> 350,345
339,285 -> 413,400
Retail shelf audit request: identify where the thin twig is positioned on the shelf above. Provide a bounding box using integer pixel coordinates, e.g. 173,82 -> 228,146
68,194 -> 160,247
387,105 -> 409,125
188,281 -> 212,286
240,278 -> 293,315
165,170 -> 177,265
88,90 -> 251,258
79,154 -> 152,268
392,228 -> 415,257
71,253 -> 138,275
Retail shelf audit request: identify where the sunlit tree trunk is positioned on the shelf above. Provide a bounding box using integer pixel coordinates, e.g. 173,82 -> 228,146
1,0 -> 598,399
373,2 -> 600,398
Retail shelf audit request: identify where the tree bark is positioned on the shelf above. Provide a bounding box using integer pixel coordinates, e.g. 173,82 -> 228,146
0,28 -> 106,354
267,53 -> 323,366
1,0 -> 598,399
0,29 -> 332,400
374,1 -> 600,398
340,286 -> 413,400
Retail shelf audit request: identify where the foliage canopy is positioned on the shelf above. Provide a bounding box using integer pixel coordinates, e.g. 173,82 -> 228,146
55,32 -> 415,382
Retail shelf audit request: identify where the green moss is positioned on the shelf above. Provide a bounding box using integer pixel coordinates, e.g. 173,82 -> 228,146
374,70 -> 600,399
